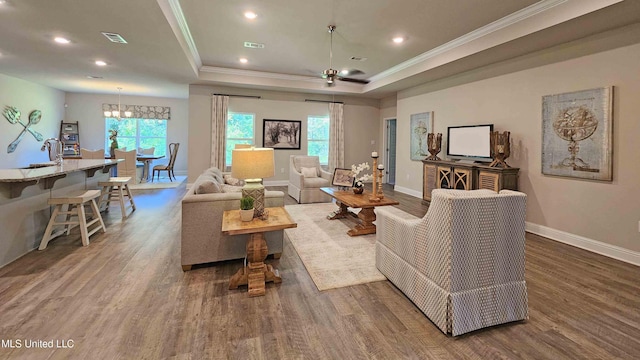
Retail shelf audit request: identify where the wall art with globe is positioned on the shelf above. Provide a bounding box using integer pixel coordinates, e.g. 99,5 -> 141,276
541,86 -> 613,181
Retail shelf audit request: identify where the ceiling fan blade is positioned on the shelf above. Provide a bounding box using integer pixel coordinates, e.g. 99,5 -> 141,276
337,76 -> 370,84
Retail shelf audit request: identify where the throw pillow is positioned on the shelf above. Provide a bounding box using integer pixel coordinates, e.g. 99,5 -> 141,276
300,167 -> 318,178
195,180 -> 221,194
224,174 -> 243,186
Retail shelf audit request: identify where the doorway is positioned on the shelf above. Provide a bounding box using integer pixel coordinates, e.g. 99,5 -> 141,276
385,118 -> 397,185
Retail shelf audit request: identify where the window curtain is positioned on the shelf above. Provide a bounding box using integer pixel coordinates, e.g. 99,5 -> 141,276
328,102 -> 344,171
210,95 -> 229,169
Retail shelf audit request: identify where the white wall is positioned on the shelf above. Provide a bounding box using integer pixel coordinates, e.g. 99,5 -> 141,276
395,42 -> 640,256
188,85 -> 380,183
64,93 -> 189,174
0,74 -> 66,168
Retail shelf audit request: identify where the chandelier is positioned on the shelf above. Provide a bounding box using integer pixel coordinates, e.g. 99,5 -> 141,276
103,87 -> 132,120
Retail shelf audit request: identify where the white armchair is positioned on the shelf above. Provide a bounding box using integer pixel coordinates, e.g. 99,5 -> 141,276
375,189 -> 528,336
288,155 -> 332,203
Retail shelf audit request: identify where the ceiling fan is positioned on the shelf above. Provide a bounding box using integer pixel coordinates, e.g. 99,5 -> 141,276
322,25 -> 369,86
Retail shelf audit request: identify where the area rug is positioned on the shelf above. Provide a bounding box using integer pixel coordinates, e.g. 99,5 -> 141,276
129,176 -> 187,190
284,203 -> 387,291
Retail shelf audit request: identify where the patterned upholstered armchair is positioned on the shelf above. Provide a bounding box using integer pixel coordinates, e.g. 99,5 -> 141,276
375,189 -> 528,336
288,155 -> 332,203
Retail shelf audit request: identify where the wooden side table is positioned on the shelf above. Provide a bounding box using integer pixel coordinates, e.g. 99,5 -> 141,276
221,207 -> 297,297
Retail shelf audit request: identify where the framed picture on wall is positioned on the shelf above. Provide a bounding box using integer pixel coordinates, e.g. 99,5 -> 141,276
263,119 -> 301,149
541,86 -> 613,181
410,111 -> 433,161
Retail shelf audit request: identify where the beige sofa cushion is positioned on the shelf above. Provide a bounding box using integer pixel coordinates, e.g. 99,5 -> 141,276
196,180 -> 222,194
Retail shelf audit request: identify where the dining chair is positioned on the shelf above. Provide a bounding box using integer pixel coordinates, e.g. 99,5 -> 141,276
81,148 -> 105,159
152,143 -> 179,181
115,149 -> 138,184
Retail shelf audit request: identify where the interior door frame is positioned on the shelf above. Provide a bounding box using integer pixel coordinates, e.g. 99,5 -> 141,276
383,117 -> 397,185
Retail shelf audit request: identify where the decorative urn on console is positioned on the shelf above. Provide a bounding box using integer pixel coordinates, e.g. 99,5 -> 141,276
426,133 -> 442,161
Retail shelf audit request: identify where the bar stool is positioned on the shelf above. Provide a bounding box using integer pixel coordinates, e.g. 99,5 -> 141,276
39,189 -> 106,250
98,177 -> 136,219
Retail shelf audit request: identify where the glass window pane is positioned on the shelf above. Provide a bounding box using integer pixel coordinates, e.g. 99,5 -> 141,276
226,112 -> 254,166
104,117 -> 167,157
307,116 -> 330,165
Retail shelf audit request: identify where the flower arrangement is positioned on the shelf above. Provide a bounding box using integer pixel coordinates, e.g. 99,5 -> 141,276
351,162 -> 372,188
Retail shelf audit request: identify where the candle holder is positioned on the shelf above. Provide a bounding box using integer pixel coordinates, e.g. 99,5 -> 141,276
489,131 -> 511,168
370,153 -> 380,202
377,167 -> 384,199
426,133 -> 442,160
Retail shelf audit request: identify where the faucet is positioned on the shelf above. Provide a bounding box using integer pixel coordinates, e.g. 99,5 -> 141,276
41,138 -> 64,165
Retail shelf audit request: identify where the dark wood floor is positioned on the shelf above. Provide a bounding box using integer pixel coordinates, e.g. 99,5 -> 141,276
0,184 -> 639,359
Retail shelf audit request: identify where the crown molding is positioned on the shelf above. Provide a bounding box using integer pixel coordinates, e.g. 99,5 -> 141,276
200,66 -> 321,82
368,0 -> 569,83
157,0 -> 202,75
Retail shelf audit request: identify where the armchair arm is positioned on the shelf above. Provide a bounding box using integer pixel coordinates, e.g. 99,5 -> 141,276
375,207 -> 425,261
319,168 -> 332,181
289,166 -> 304,189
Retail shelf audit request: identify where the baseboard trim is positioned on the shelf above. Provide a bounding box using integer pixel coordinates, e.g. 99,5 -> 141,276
264,180 -> 289,187
393,185 -> 422,199
526,222 -> 640,267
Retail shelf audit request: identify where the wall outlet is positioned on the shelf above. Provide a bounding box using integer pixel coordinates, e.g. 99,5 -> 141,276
280,168 -> 285,174
371,140 -> 375,145
406,173 -> 410,179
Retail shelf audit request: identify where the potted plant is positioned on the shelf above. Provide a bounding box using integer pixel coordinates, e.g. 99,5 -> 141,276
239,196 -> 255,221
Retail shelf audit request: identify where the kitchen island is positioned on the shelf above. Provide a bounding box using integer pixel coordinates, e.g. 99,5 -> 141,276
0,159 -> 120,267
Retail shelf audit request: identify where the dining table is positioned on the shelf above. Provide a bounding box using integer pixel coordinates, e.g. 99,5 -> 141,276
135,155 -> 164,183
64,154 -> 165,183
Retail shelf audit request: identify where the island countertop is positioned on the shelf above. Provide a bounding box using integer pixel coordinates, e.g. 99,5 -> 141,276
0,159 -> 120,182
0,159 -> 121,198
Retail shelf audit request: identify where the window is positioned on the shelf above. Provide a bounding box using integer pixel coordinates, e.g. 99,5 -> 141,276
105,118 -> 168,156
307,115 -> 330,165
226,112 -> 255,167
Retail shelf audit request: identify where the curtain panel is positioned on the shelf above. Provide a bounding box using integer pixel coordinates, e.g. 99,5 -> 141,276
102,104 -> 171,120
210,95 -> 229,169
328,102 -> 345,171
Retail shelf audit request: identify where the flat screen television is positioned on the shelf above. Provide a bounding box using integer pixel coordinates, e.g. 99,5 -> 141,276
446,124 -> 493,162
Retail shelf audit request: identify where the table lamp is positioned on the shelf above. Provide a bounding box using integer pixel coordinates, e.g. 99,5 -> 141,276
232,147 -> 275,218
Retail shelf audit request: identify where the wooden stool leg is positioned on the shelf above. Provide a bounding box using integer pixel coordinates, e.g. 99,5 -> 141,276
64,204 -> 73,235
90,199 -> 106,233
117,185 -> 127,219
124,184 -> 136,212
39,204 -> 61,250
106,186 -> 114,209
77,203 -> 90,246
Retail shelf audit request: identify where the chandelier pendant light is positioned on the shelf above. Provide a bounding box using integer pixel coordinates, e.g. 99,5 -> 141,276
103,87 -> 132,120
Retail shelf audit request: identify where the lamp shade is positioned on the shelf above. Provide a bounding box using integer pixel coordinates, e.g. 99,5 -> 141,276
234,143 -> 252,149
231,147 -> 275,180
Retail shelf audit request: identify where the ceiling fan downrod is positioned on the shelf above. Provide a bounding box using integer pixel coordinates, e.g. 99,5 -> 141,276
326,25 -> 337,84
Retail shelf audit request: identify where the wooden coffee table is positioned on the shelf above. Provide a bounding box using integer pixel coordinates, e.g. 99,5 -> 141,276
320,187 -> 399,236
222,207 -> 297,297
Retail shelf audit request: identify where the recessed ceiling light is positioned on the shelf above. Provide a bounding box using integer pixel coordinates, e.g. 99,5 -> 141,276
54,37 -> 71,44
340,69 -> 349,75
244,11 -> 257,19
393,37 -> 404,44
239,58 -> 248,64
95,60 -> 107,66
86,75 -> 104,79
